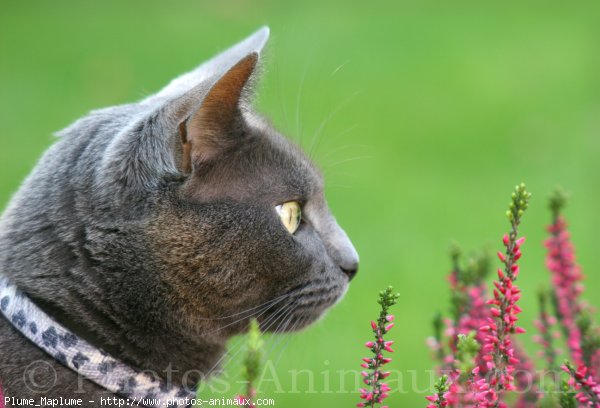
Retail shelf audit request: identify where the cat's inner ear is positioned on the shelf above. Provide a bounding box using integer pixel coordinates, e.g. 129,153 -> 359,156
179,53 -> 258,174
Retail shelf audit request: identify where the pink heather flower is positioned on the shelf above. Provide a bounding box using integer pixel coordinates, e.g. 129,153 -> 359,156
533,289 -> 559,376
358,287 -> 399,407
425,375 -> 453,408
562,362 -> 600,406
429,246 -> 497,406
0,383 -> 4,408
546,214 -> 585,366
470,183 -> 531,406
512,343 -> 540,407
440,246 -> 494,378
454,285 -> 493,377
546,190 -> 600,383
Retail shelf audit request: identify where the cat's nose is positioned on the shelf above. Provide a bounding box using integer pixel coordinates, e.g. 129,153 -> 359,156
341,262 -> 358,281
327,224 -> 359,281
306,203 -> 359,281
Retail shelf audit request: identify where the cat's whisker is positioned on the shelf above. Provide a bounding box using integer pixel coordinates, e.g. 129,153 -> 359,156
322,170 -> 361,179
275,59 -> 291,135
263,334 -> 288,367
261,310 -> 296,363
295,62 -> 309,146
329,59 -> 351,78
212,331 -> 273,379
322,155 -> 373,170
216,300 -> 282,334
205,302 -> 295,376
308,90 -> 362,159
271,306 -> 295,334
205,336 -> 246,377
318,122 -> 361,149
256,284 -> 306,332
316,142 -> 367,163
216,302 -> 296,374
208,304 -> 277,334
264,313 -> 305,369
272,317 -> 305,366
208,294 -> 291,335
196,292 -> 290,321
260,302 -> 296,334
317,140 -> 369,160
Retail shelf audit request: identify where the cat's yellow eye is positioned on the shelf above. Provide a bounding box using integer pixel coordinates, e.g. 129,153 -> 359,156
275,201 -> 302,234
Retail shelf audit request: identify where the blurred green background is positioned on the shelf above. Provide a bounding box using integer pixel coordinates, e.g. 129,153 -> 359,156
1,1 -> 600,406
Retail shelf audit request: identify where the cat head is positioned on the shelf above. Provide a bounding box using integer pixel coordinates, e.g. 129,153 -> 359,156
69,28 -> 358,343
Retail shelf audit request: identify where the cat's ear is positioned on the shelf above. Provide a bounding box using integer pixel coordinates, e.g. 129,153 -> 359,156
97,28 -> 268,191
155,27 -> 269,173
178,52 -> 258,173
148,27 -> 269,103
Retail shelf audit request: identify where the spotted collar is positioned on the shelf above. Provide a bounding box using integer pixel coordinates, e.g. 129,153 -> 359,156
0,276 -> 194,407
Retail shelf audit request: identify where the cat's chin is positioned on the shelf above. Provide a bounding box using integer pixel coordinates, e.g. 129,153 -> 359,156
260,281 -> 349,333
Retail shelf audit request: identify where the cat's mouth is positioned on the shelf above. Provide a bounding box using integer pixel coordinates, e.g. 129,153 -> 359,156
257,280 -> 347,333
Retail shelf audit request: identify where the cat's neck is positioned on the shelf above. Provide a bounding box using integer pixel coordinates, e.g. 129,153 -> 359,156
0,190 -> 227,390
17,276 -> 226,388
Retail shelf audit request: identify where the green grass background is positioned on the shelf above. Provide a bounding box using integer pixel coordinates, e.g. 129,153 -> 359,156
1,1 -> 600,406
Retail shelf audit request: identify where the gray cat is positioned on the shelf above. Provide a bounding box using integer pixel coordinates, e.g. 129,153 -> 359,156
0,27 -> 358,407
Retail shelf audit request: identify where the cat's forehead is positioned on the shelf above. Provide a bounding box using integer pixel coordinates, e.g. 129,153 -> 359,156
246,114 -> 323,188
184,115 -> 323,204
